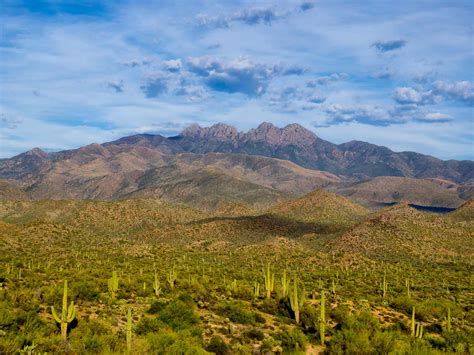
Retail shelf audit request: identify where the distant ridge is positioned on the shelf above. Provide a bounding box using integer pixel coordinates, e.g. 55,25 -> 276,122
110,122 -> 472,183
0,122 -> 472,209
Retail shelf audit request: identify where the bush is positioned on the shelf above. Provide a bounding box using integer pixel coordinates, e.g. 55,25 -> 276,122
274,328 -> 307,352
243,328 -> 264,341
300,305 -> 319,333
135,316 -> 164,335
159,300 -> 200,331
326,328 -> 373,354
147,329 -> 207,354
148,300 -> 168,314
371,331 -> 399,354
206,335 -> 230,354
217,301 -> 264,325
71,280 -> 100,301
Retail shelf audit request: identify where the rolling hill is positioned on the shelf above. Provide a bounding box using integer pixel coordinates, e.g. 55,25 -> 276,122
328,203 -> 473,261
335,176 -> 466,208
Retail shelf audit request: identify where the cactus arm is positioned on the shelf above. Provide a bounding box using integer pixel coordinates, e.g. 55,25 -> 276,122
51,306 -> 61,323
67,302 -> 76,322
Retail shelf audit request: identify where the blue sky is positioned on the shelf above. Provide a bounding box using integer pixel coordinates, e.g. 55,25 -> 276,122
0,0 -> 473,159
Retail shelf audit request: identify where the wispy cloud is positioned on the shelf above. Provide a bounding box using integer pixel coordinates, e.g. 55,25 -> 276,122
306,73 -> 349,87
0,114 -> 22,129
107,79 -> 124,93
195,2 -> 316,29
372,39 -> 407,52
321,103 -> 452,127
140,74 -> 169,98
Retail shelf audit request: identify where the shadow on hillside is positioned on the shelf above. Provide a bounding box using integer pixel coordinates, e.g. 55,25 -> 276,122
184,213 -> 348,239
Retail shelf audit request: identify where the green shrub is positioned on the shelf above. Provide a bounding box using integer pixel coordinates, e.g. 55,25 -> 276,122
147,329 -> 207,354
243,328 -> 264,341
300,305 -> 318,333
148,300 -> 168,314
159,300 -> 200,331
326,328 -> 373,354
206,335 -> 229,354
83,335 -> 103,353
371,331 -> 399,354
274,328 -> 307,352
217,301 -> 264,325
135,316 -> 164,335
71,280 -> 100,301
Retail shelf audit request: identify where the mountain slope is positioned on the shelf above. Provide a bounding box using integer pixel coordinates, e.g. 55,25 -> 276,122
0,122 -> 472,208
0,179 -> 29,200
104,122 -> 473,183
328,203 -> 473,261
267,189 -> 369,235
335,176 -> 466,208
0,142 -> 340,208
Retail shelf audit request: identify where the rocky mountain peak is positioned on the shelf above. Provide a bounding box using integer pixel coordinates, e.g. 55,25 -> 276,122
78,143 -> 110,156
281,123 -> 317,144
245,122 -> 317,146
180,123 -> 204,137
24,148 -> 49,159
181,123 -> 238,140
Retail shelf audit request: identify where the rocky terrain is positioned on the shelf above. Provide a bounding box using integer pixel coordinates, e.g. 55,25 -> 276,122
0,122 -> 472,210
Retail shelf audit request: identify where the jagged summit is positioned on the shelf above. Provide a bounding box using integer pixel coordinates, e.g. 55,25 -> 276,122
20,147 -> 49,159
180,123 -> 238,140
180,122 -> 318,146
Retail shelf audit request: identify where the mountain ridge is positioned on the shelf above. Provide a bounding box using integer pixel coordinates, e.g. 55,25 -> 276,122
0,122 -> 472,209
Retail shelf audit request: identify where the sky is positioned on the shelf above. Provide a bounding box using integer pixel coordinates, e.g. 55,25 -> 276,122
0,0 -> 473,160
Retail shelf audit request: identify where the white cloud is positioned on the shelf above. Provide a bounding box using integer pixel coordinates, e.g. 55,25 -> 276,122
433,80 -> 474,103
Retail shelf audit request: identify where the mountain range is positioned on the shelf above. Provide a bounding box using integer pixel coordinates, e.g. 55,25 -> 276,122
0,122 -> 472,209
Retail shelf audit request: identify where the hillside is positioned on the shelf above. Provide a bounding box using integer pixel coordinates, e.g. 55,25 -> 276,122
1,195 -> 472,354
0,179 -> 29,200
328,203 -> 473,261
336,176 -> 466,208
448,199 -> 474,221
269,189 -> 369,227
0,144 -> 341,208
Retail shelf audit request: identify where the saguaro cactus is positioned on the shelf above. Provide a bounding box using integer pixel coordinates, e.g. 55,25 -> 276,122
381,274 -> 388,299
108,271 -> 119,299
263,263 -> 275,299
445,307 -> 451,332
331,279 -> 337,300
320,291 -> 326,345
51,280 -> 76,340
230,279 -> 238,293
126,308 -> 133,354
289,277 -> 305,324
415,323 -> 424,338
153,272 -> 161,297
253,281 -> 260,299
411,307 -> 416,337
405,278 -> 411,298
167,266 -> 177,290
281,270 -> 289,298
